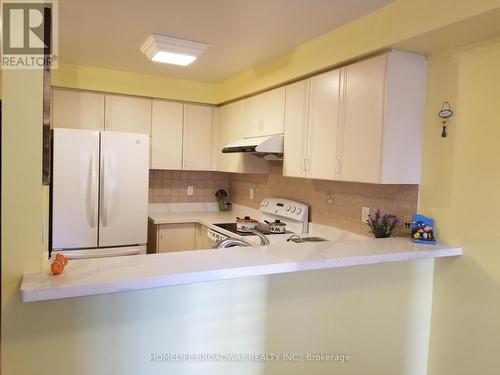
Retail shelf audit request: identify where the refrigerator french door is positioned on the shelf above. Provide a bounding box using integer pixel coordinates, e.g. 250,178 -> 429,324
52,128 -> 149,259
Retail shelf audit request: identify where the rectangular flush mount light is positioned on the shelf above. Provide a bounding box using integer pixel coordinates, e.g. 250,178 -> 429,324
140,34 -> 209,66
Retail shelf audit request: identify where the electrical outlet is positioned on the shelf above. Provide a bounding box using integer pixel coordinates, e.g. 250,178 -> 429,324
249,188 -> 254,199
361,207 -> 370,224
187,186 -> 194,196
325,191 -> 334,204
402,215 -> 413,233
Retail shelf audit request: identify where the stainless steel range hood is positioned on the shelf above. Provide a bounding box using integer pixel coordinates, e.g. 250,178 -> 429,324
222,135 -> 283,160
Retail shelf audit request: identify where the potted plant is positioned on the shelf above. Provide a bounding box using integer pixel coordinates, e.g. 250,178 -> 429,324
366,209 -> 400,238
215,189 -> 231,211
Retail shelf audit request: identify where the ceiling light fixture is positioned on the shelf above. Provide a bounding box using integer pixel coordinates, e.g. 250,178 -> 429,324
140,34 -> 209,66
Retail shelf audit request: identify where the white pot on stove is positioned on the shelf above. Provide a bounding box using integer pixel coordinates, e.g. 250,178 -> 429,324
235,216 -> 258,232
264,220 -> 287,233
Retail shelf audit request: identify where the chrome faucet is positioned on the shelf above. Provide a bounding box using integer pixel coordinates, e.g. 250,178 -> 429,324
215,229 -> 270,249
216,238 -> 252,248
286,233 -> 304,243
246,229 -> 270,246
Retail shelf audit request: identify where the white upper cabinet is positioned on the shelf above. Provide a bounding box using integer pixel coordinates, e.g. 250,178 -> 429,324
52,88 -> 104,131
104,94 -> 152,134
283,50 -> 426,184
52,89 -> 222,172
244,87 -> 285,137
217,101 -> 244,173
183,104 -> 213,171
338,51 -> 427,184
225,101 -> 246,173
307,69 -> 342,180
283,79 -> 310,178
261,87 -> 286,135
216,104 -> 233,172
339,55 -> 386,183
151,100 -> 183,170
243,94 -> 262,138
283,70 -> 341,180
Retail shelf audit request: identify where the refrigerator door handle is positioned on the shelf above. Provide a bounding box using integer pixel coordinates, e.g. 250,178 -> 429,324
89,151 -> 98,228
101,153 -> 108,227
61,247 -> 143,260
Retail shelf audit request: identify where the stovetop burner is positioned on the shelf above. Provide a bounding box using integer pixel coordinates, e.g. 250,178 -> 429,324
214,223 -> 291,236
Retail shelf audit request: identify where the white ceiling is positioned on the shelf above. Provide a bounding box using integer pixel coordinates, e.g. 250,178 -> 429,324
58,0 -> 394,82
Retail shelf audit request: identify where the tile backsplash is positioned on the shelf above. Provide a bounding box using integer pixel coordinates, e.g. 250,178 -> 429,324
228,164 -> 418,236
149,170 -> 229,203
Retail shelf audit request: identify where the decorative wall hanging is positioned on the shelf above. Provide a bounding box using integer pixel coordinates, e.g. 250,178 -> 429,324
438,101 -> 453,138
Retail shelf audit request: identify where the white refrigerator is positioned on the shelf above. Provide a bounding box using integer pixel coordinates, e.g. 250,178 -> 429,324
52,128 -> 149,259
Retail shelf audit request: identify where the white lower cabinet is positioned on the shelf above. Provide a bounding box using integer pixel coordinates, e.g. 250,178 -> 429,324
194,224 -> 212,250
147,223 -> 212,253
283,50 -> 427,184
148,223 -> 196,253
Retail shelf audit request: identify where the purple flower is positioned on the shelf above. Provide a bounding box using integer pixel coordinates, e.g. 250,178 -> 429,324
366,208 -> 400,238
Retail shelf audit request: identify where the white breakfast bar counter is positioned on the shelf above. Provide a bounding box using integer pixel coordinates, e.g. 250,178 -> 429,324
21,204 -> 462,302
21,237 -> 462,302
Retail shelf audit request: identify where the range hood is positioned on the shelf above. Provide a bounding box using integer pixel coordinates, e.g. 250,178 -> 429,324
222,135 -> 284,160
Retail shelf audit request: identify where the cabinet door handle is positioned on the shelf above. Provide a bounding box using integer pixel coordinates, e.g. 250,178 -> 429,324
303,158 -> 310,172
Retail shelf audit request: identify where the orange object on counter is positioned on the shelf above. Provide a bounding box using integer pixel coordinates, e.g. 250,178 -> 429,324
51,254 -> 69,275
55,253 -> 68,265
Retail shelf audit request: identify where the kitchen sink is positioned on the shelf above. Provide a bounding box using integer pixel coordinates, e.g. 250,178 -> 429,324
287,236 -> 328,243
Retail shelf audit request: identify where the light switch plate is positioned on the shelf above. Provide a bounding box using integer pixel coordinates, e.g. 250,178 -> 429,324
361,207 -> 370,224
187,186 -> 194,196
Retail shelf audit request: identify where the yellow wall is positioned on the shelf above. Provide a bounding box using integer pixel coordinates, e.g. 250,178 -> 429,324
214,0 -> 500,102
420,37 -> 500,375
52,0 -> 500,104
52,63 -> 218,104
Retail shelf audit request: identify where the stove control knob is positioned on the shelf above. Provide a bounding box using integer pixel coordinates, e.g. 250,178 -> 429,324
291,207 -> 296,213
261,201 -> 268,207
285,205 -> 291,211
296,208 -> 302,215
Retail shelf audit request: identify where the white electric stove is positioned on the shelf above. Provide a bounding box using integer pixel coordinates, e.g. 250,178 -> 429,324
207,198 -> 309,246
